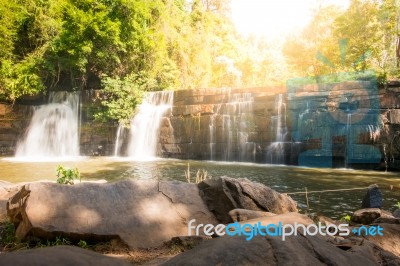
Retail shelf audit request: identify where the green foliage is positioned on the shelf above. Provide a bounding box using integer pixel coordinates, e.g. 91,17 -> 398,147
2,221 -> 16,244
395,201 -> 400,209
36,236 -> 71,248
284,0 -> 400,82
1,0 -> 400,115
78,240 -> 88,249
94,75 -> 143,126
340,214 -> 351,222
56,165 -> 81,185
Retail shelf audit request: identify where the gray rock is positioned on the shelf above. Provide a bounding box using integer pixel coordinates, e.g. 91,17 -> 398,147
0,245 -> 130,266
361,184 -> 382,209
7,180 -> 218,248
198,177 -> 297,223
161,233 -> 400,266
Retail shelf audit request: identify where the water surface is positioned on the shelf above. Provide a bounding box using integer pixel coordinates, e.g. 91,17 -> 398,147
1,157 -> 399,219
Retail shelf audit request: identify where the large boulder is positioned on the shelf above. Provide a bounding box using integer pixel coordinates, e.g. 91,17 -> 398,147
198,176 -> 297,223
7,180 -> 218,248
0,245 -> 130,266
161,234 -> 400,266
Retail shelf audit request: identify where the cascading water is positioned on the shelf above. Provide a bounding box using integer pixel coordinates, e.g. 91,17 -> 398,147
209,92 -> 256,161
126,91 -> 174,160
15,91 -> 80,159
266,94 -> 288,164
114,124 -> 128,156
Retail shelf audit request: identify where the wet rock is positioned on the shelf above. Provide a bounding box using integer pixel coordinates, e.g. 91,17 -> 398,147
0,245 -> 130,266
361,184 -> 382,209
228,209 -> 275,222
7,180 -> 218,248
351,208 -> 394,225
161,233 -> 400,266
198,176 -> 298,223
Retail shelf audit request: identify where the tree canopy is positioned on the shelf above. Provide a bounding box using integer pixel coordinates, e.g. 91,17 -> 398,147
0,0 -> 399,123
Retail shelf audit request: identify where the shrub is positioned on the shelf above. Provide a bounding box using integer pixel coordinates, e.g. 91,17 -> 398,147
56,165 -> 81,185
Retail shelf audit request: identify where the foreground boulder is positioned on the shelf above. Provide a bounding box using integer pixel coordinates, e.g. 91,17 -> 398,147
364,223 -> 400,257
198,177 -> 297,223
7,180 -> 218,248
0,245 -> 130,266
162,234 -> 400,266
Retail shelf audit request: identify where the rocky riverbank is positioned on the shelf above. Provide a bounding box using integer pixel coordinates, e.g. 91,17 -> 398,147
0,177 -> 399,265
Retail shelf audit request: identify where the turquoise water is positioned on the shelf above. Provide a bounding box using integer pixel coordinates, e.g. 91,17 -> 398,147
1,157 -> 399,219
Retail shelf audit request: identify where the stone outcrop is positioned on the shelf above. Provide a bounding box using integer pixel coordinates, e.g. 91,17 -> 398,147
0,245 -> 131,266
351,208 -> 394,225
361,184 -> 382,209
198,176 -> 297,224
161,234 -> 400,266
7,180 -> 218,248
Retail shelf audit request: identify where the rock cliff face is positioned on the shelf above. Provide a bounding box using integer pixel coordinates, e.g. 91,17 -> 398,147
158,84 -> 400,169
2,84 -> 400,169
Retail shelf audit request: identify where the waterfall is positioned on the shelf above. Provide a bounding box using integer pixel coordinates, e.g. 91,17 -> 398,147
209,92 -> 255,161
15,91 -> 80,159
127,91 -> 173,160
114,124 -> 128,156
266,94 -> 288,164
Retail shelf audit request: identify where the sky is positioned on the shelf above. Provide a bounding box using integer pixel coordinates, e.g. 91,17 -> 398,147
230,0 -> 350,40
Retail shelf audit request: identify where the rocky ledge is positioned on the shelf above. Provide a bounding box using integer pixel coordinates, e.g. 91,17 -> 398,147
0,177 -> 399,265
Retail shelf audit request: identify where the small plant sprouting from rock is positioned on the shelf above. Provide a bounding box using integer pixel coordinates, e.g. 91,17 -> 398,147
56,165 -> 81,185
78,240 -> 88,249
2,220 -> 16,244
395,201 -> 400,209
340,214 -> 351,222
184,163 -> 209,184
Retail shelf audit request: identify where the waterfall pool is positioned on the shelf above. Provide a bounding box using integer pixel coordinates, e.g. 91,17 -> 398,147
1,156 -> 399,219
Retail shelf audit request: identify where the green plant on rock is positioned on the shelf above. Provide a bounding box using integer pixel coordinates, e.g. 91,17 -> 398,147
78,240 -> 88,249
2,220 -> 16,244
340,214 -> 351,222
56,165 -> 81,185
395,202 -> 400,209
